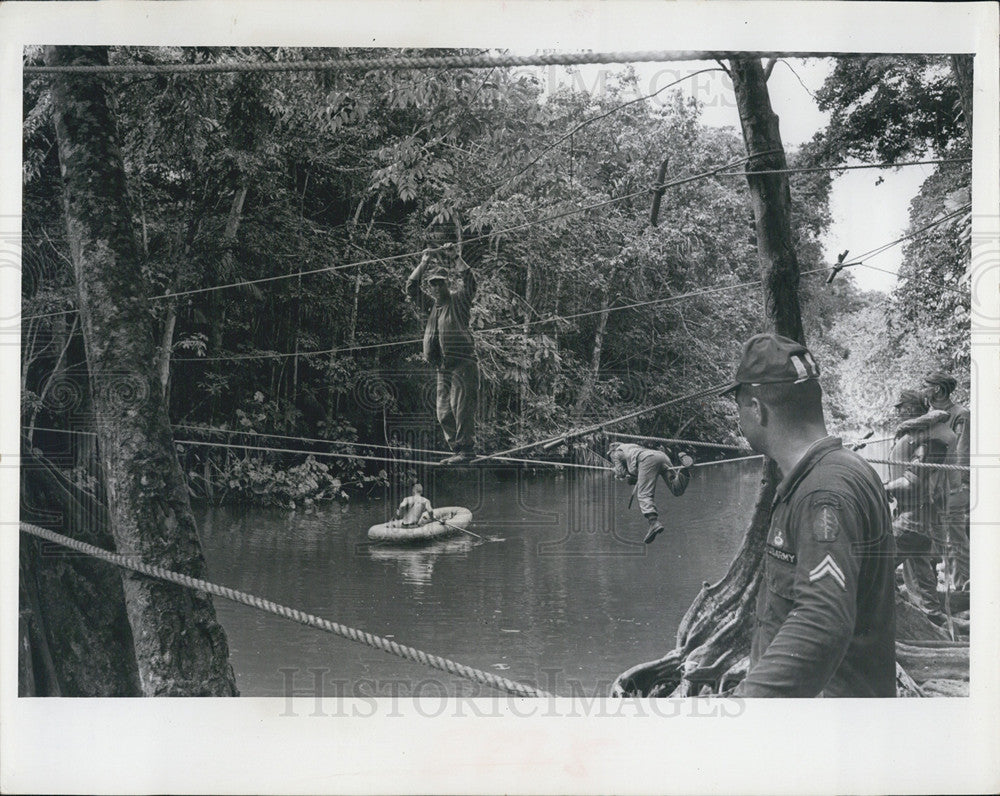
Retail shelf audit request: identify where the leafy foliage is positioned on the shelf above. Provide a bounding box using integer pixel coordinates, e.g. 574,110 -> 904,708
24,48 -> 900,502
807,55 -> 971,430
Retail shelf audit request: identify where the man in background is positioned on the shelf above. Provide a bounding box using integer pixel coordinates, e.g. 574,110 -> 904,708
923,370 -> 970,590
885,389 -> 956,621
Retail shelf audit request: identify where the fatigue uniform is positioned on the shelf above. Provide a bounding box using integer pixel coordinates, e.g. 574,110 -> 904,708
406,265 -> 479,453
888,411 -> 957,614
735,437 -> 896,698
610,442 -> 690,518
939,399 -> 971,586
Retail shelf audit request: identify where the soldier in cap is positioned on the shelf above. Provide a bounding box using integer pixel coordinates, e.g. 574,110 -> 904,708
724,333 -> 895,697
885,388 -> 957,619
923,369 -> 970,590
405,245 -> 479,464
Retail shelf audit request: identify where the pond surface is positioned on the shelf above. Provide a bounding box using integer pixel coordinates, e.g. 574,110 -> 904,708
196,457 -> 772,697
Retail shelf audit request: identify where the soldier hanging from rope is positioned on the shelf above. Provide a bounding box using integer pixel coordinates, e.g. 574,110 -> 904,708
607,441 -> 694,543
405,241 -> 479,464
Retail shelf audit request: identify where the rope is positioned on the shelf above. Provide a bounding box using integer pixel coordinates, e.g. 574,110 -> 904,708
839,204 -> 971,273
472,381 -> 729,463
485,67 -> 723,195
18,521 -> 552,698
173,424 -> 457,457
855,261 -> 967,296
29,424 -> 759,472
173,438 -> 443,468
172,272 -> 774,362
606,432 -> 748,452
693,454 -> 763,467
21,172 -> 970,326
171,426 -> 757,472
31,425 -> 610,471
24,50 -> 892,76
845,434 -> 894,447
175,438 -> 615,470
19,150 -> 771,325
717,157 -> 970,178
865,458 -> 970,471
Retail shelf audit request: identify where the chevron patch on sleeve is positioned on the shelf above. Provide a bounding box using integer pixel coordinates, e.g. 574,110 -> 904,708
809,554 -> 846,590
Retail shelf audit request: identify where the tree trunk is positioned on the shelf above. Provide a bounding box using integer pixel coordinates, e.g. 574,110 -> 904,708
731,58 -> 805,343
613,57 -> 803,697
949,55 -> 973,136
20,449 -> 142,696
575,283 -> 611,417
45,45 -> 237,696
157,300 -> 177,401
208,185 -> 246,422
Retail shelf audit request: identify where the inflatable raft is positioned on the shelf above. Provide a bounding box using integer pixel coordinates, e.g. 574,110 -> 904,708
367,506 -> 473,543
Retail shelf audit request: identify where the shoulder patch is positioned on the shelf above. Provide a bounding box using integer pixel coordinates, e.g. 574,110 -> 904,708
811,495 -> 842,543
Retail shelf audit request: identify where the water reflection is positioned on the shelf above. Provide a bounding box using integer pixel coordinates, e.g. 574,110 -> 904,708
369,536 -> 479,589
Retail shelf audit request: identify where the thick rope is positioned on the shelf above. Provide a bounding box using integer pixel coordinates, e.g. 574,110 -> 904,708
18,521 -> 553,698
23,50 -> 894,76
866,458 -> 970,471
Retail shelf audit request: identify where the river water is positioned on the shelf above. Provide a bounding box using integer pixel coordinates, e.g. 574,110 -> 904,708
196,456 -> 776,697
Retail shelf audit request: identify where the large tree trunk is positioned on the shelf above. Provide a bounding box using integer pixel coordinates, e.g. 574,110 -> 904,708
731,59 -> 804,343
613,57 -> 802,697
45,45 -> 237,696
20,449 -> 142,696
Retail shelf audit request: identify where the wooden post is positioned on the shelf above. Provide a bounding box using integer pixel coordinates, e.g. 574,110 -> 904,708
45,45 -> 237,696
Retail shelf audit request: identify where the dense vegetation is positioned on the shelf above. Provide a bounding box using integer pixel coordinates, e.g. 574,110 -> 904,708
21,49 -> 970,505
808,55 -> 972,427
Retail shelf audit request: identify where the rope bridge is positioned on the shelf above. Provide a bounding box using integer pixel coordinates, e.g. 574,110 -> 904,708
29,424 -> 971,473
18,521 -> 554,699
